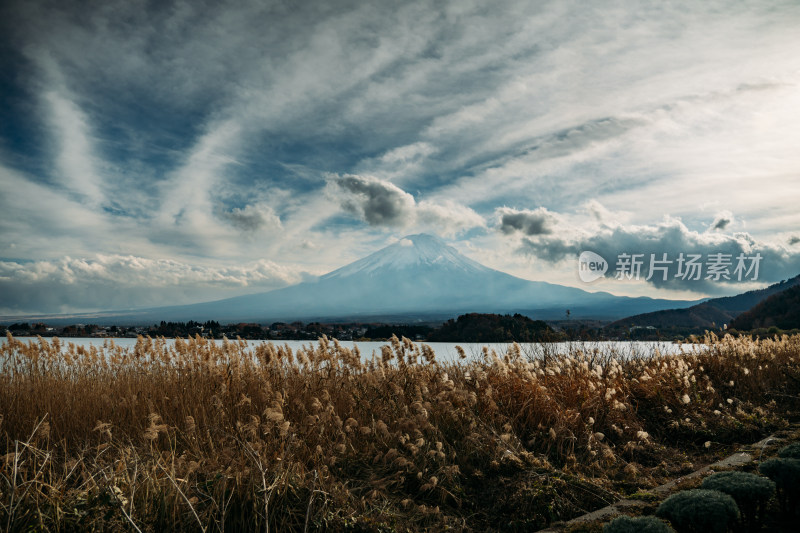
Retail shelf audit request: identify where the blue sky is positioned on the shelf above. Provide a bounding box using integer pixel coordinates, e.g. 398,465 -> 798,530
2,0 -> 800,314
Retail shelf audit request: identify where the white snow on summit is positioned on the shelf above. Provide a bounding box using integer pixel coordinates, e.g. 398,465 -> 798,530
323,234 -> 491,279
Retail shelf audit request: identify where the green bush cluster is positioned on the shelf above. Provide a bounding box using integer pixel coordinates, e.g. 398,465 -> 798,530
777,442 -> 800,459
759,457 -> 800,514
655,489 -> 739,533
603,515 -> 675,533
700,471 -> 774,526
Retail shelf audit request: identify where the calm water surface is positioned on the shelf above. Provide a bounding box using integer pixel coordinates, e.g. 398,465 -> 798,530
5,337 -> 702,362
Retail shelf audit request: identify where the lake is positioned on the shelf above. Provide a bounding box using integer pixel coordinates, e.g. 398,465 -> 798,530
4,336 -> 702,362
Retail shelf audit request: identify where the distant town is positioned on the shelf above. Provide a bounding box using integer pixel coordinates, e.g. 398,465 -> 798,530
3,320 -> 381,341
3,301 -> 797,342
1,314 -> 603,342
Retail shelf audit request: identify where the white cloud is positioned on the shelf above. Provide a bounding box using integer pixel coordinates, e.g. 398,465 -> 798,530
500,209 -> 800,294
158,120 -> 243,231
0,255 -> 304,314
416,200 -> 486,237
0,163 -> 116,258
218,202 -> 282,232
379,142 -> 437,165
43,89 -> 105,206
709,211 -> 734,232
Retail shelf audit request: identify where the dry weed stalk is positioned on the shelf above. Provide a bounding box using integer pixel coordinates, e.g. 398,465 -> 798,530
1,331 -> 800,530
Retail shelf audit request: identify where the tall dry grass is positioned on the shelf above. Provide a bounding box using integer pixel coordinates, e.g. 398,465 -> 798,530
1,332 -> 800,531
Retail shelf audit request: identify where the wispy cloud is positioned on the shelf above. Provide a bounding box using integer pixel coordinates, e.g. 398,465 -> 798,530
1,0 -> 799,312
218,203 -> 282,233
42,90 -> 106,206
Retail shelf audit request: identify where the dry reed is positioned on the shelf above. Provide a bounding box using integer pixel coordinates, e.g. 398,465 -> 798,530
1,332 -> 799,531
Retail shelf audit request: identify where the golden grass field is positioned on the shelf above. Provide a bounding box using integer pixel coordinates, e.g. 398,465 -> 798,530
2,332 -> 799,531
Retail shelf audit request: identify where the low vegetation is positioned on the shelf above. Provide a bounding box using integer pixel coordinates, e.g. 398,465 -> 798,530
655,489 -> 740,533
776,441 -> 800,459
2,332 -> 800,531
603,515 -> 674,533
758,457 -> 800,514
699,471 -> 774,526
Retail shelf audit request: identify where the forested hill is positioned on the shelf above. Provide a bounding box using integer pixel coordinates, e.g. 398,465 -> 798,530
730,284 -> 800,331
608,274 -> 800,330
426,313 -> 557,342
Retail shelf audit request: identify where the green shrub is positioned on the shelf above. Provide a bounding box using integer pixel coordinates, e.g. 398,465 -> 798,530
777,442 -> 800,459
759,457 -> 800,514
700,471 -> 774,526
603,515 -> 675,533
629,491 -> 660,502
655,489 -> 739,533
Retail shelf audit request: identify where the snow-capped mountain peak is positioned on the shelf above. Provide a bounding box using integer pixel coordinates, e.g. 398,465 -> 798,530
77,232 -> 701,323
322,234 -> 491,279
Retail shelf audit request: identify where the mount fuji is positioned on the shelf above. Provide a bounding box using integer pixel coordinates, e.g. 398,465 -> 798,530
89,233 -> 698,324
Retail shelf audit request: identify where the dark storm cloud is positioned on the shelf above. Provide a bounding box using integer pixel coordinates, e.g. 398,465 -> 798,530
333,174 -> 416,227
496,207 -> 556,236
329,174 -> 485,235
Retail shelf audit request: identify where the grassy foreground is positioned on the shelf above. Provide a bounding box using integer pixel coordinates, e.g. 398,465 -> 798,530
2,333 -> 800,531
